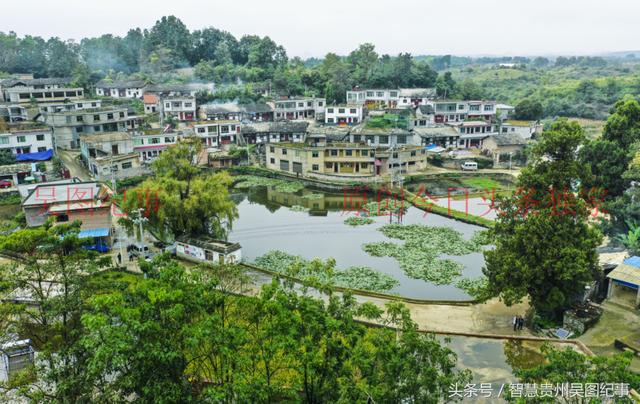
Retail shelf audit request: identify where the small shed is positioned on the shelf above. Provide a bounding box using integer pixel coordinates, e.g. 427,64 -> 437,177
176,236 -> 242,265
606,256 -> 640,308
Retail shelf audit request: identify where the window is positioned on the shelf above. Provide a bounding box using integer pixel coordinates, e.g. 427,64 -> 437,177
93,125 -> 101,132
312,151 -> 319,158
318,101 -> 323,106
298,102 -> 304,107
76,103 -> 82,108
281,149 -> 287,155
353,135 -> 361,142
150,138 -> 160,144
17,136 -> 26,143
165,103 -> 170,108
390,91 -> 398,97
345,150 -> 353,156
107,113 -> 114,119
327,118 -> 334,123
361,150 -> 368,156
91,102 -> 97,107
397,135 -> 407,144
221,126 -> 229,134
38,147 -> 46,152
350,108 -> 357,114
76,126 -> 84,133
122,162 -> 133,169
410,151 -> 416,157
484,104 -> 494,111
307,101 -> 312,107
361,163 -> 368,169
165,137 -> 175,143
376,91 -> 384,97
469,105 -> 480,111
185,103 -> 193,108
366,91 -> 374,97
312,164 -> 319,171
76,116 -> 83,122
36,134 -> 45,141
338,108 -> 345,113
279,160 -> 289,171
198,127 -> 206,133
0,137 -> 8,145
93,115 -> 100,121
270,157 -> 275,164
393,153 -> 398,158
330,150 -> 338,156
379,135 -> 389,144
270,146 -> 275,153
458,104 -> 465,110
119,112 -> 125,118
327,108 -> 334,113
134,138 -> 143,146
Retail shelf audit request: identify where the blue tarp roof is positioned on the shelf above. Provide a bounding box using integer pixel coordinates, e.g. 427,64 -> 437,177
424,144 -> 438,150
15,149 -> 54,162
78,228 -> 110,238
623,256 -> 640,268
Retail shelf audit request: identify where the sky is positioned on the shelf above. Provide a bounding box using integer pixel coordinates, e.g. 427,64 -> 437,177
1,0 -> 639,58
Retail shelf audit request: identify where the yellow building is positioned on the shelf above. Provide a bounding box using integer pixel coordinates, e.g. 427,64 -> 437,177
266,141 -> 376,178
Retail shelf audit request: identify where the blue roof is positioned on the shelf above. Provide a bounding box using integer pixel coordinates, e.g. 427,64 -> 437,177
78,228 -> 110,238
623,256 -> 640,268
425,144 -> 438,150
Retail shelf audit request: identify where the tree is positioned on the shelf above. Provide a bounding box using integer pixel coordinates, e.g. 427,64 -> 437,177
144,16 -> 192,65
515,99 -> 544,120
120,137 -> 238,240
516,345 -> 640,401
484,120 -> 602,320
578,139 -> 628,199
0,223 -> 110,402
347,43 -> 378,86
0,149 -> 15,165
603,97 -> 640,150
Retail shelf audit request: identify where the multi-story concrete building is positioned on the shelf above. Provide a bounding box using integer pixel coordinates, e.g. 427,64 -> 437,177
0,77 -> 72,102
0,125 -> 54,155
40,107 -> 141,149
274,97 -> 325,120
79,132 -> 144,180
145,83 -> 214,97
500,120 -> 543,140
38,100 -> 102,114
266,140 -> 376,178
413,126 -> 461,149
346,88 -> 435,109
324,105 -> 363,125
133,129 -> 179,162
241,121 -> 309,144
161,96 -> 196,121
192,120 -> 240,151
4,86 -> 85,104
348,124 -> 413,148
95,80 -> 145,98
201,102 -> 274,122
374,146 -> 428,176
432,100 -> 497,123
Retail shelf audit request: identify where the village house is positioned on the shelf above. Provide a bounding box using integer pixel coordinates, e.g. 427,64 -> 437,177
274,97 -> 325,120
482,133 -> 528,163
500,120 -> 543,139
374,146 -> 428,176
38,99 -> 102,114
324,105 -> 363,125
0,124 -> 54,156
449,120 -> 497,148
161,95 -> 196,121
133,129 -> 179,162
79,132 -> 144,180
346,88 -> 436,109
241,121 -> 309,145
0,163 -> 34,186
40,106 -> 141,149
265,138 -> 376,179
411,105 -> 436,128
0,103 -> 28,123
22,180 -> 112,233
0,77 -> 73,102
413,126 -> 461,149
192,120 -> 240,151
95,80 -> 146,99
144,83 -> 214,97
606,256 -> 640,309
3,86 -> 85,105
432,100 -> 497,123
201,102 -> 274,122
496,103 -> 516,120
348,123 -> 413,148
143,94 -> 159,114
175,236 -> 242,265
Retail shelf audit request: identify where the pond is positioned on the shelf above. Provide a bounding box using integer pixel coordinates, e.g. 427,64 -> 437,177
230,186 -> 488,300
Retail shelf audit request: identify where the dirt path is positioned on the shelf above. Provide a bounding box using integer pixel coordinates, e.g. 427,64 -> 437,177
57,149 -> 92,181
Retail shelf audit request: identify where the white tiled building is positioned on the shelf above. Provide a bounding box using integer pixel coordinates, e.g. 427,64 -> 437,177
324,105 -> 363,125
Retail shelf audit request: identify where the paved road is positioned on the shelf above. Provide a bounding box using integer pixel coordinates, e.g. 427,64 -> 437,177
57,149 -> 92,181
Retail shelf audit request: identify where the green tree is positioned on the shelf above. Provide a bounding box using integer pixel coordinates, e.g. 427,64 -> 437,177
484,120 -> 602,320
515,99 -> 544,120
603,98 -> 640,149
120,137 -> 238,239
0,223 -> 110,402
578,139 -> 628,199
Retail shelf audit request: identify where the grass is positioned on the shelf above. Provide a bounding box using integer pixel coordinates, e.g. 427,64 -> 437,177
460,177 -> 502,190
403,189 -> 495,228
